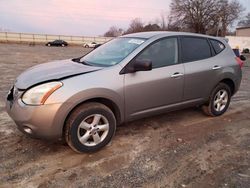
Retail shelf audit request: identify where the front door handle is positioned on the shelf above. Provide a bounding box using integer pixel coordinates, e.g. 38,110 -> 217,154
212,65 -> 221,70
171,72 -> 184,78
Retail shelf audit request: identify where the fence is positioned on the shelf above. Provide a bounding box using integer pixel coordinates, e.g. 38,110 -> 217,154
0,32 -> 113,45
226,36 -> 250,52
1,32 -> 249,50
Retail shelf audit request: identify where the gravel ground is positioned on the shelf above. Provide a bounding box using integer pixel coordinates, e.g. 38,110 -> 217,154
0,43 -> 250,188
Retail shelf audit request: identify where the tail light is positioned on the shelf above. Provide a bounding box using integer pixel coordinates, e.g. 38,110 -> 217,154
235,57 -> 244,68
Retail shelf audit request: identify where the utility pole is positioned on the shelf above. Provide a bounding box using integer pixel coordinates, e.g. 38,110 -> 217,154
217,17 -> 223,37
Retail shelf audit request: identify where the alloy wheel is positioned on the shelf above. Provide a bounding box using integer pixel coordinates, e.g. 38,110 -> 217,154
213,89 -> 228,112
77,114 -> 109,146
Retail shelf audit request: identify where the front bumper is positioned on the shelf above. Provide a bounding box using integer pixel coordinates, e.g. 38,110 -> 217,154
6,92 -> 64,140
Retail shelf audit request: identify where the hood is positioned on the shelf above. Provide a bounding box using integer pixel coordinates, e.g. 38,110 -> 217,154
15,59 -> 102,89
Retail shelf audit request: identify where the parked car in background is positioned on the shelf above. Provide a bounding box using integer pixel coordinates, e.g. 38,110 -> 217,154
46,40 -> 68,47
83,42 -> 99,48
94,43 -> 102,49
6,32 -> 244,153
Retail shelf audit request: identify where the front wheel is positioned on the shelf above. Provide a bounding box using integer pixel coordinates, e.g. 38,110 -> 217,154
64,102 -> 116,153
202,83 -> 231,116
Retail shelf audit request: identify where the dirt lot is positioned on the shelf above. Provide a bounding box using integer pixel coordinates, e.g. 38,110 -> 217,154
0,43 -> 250,188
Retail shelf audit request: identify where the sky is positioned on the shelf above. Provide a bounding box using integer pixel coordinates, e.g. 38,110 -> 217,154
0,0 -> 250,36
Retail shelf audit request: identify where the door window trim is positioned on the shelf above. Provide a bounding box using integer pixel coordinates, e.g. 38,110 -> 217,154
120,36 -> 181,74
179,35 -> 213,64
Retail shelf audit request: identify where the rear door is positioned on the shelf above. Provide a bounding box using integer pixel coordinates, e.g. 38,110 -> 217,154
124,37 -> 184,120
180,36 -> 223,101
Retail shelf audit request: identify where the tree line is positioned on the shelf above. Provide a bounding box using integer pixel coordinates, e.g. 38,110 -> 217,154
104,0 -> 250,37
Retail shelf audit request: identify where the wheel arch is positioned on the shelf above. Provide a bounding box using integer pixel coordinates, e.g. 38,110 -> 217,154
204,77 -> 236,105
62,97 -> 122,136
219,78 -> 236,95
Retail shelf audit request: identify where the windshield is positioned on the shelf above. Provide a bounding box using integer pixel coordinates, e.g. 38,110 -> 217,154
80,37 -> 146,67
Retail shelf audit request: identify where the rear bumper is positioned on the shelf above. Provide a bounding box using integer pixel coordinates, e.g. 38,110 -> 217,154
6,98 -> 64,140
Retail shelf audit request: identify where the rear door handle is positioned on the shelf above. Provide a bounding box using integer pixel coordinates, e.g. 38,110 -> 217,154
212,65 -> 221,70
171,72 -> 184,78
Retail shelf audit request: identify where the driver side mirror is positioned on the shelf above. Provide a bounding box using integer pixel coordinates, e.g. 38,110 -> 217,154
120,59 -> 152,74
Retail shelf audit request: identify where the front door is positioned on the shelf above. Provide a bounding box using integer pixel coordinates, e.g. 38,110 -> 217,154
124,37 -> 184,121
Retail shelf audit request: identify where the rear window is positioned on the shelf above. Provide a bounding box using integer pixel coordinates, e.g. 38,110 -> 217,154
181,37 -> 212,63
210,39 -> 225,54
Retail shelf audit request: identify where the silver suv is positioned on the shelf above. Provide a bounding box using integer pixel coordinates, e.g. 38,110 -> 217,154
6,32 -> 244,153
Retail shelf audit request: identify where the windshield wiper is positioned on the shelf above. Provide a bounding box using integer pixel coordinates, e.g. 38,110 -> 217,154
72,57 -> 93,66
72,57 -> 81,63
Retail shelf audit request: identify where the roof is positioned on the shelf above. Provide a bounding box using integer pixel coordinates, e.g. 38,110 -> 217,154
236,26 -> 250,30
121,31 -> 170,39
121,31 -> 219,39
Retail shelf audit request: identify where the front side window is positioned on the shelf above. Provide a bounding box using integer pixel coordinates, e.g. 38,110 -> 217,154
181,37 -> 211,63
80,38 -> 145,67
136,37 -> 178,68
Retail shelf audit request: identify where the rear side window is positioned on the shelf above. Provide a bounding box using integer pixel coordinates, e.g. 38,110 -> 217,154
181,37 -> 211,63
209,39 -> 225,54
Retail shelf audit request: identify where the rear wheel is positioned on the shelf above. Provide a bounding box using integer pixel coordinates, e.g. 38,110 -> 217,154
64,102 -> 116,153
62,44 -> 65,47
202,83 -> 231,116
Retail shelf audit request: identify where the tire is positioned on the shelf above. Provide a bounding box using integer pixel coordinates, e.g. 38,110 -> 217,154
47,43 -> 51,46
64,102 -> 116,153
202,83 -> 231,117
62,44 -> 65,47
85,45 -> 89,48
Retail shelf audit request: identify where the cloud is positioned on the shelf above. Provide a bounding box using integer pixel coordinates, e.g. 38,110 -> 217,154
0,0 -> 169,35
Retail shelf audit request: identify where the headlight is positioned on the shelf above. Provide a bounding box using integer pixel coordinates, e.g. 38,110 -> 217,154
22,82 -> 63,105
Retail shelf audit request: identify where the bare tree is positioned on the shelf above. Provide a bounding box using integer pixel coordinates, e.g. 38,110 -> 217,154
125,18 -> 144,34
238,12 -> 250,27
104,19 -> 162,36
104,26 -> 123,37
169,0 -> 244,36
169,0 -> 219,33
167,15 -> 182,31
216,0 -> 244,36
143,23 -> 161,31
